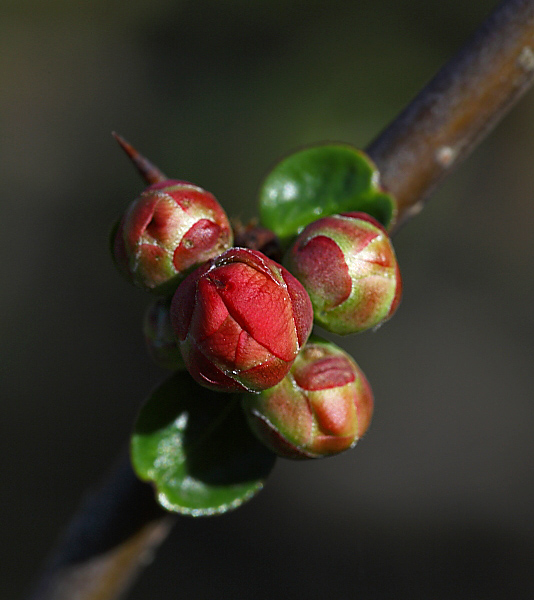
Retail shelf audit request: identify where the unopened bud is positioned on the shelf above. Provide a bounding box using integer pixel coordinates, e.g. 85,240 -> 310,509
112,180 -> 233,294
170,247 -> 313,393
285,212 -> 401,334
242,337 -> 373,459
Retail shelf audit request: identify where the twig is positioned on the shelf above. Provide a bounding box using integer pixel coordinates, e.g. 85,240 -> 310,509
28,1 -> 534,598
367,0 -> 534,231
27,452 -> 175,600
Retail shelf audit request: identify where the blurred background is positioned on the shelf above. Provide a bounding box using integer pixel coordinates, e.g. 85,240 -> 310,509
2,0 -> 534,598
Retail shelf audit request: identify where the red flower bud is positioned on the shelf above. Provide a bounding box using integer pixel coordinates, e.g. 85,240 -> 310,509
112,180 -> 233,294
285,212 -> 401,334
242,337 -> 373,459
170,247 -> 313,393
143,297 -> 185,371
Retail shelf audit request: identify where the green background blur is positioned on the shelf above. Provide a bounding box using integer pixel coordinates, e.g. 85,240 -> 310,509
2,0 -> 534,598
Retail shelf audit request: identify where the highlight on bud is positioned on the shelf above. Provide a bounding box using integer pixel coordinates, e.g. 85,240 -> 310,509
143,297 -> 185,371
112,180 -> 233,294
285,212 -> 401,334
170,247 -> 314,393
242,337 -> 373,459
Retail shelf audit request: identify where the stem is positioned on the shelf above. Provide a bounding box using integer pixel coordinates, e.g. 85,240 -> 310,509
27,452 -> 175,600
366,0 -> 534,231
29,1 -> 534,599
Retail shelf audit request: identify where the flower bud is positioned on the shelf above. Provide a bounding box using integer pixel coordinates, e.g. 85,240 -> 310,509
112,180 -> 233,294
170,247 -> 313,393
285,212 -> 401,334
143,297 -> 185,371
242,337 -> 373,459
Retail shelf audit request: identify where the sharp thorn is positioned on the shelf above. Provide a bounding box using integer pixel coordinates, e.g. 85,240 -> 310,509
112,132 -> 168,185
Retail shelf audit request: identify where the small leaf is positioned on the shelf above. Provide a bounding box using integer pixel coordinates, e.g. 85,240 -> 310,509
131,372 -> 277,516
258,144 -> 396,241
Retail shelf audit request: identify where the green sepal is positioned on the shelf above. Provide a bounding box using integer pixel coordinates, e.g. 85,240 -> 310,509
131,372 -> 277,516
258,144 -> 396,242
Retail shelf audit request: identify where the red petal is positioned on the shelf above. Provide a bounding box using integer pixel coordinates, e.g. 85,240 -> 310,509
196,313 -> 242,369
170,265 -> 209,340
188,277 -> 229,342
239,355 -> 292,391
173,219 -> 222,272
234,330 -> 274,371
310,387 -> 356,437
293,356 -> 356,391
182,343 -> 246,392
124,195 -> 159,249
207,262 -> 297,362
280,267 -> 313,347
293,235 -> 351,309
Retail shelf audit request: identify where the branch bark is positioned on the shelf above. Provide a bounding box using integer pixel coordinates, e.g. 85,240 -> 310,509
28,0 -> 534,598
27,453 -> 175,600
367,0 -> 534,231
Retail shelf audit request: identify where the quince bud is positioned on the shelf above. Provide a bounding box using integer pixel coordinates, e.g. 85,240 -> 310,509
112,180 -> 233,294
285,212 -> 401,334
143,297 -> 185,371
242,337 -> 373,459
170,247 -> 313,393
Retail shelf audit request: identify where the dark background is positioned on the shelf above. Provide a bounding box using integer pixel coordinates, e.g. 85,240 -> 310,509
2,0 -> 534,598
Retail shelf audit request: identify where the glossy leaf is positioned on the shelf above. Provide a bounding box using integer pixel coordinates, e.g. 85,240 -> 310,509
131,372 -> 277,516
258,144 -> 396,241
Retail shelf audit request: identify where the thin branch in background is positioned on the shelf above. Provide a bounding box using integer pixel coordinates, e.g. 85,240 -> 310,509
27,0 -> 534,598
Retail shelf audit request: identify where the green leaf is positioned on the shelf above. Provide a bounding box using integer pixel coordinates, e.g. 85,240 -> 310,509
258,144 -> 396,242
131,372 -> 277,516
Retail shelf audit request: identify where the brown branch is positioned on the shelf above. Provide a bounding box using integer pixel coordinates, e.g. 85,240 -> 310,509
366,0 -> 534,231
27,452 -> 176,600
28,1 -> 534,599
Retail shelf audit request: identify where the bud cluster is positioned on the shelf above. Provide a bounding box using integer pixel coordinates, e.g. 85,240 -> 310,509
112,137 -> 403,464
